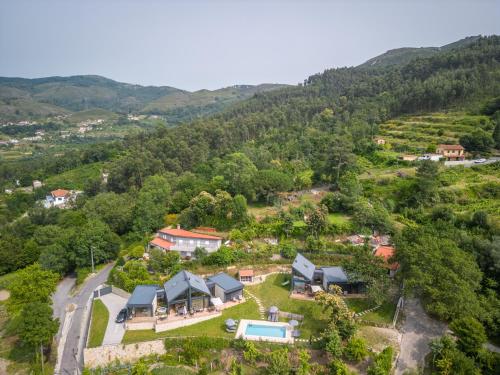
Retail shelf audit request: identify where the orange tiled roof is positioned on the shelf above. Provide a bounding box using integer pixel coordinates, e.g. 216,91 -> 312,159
51,189 -> 70,198
150,237 -> 174,249
239,269 -> 254,277
374,246 -> 399,270
158,227 -> 221,240
437,144 -> 464,150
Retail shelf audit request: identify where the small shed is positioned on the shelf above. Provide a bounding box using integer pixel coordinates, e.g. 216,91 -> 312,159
126,285 -> 159,317
239,269 -> 254,283
207,272 -> 244,302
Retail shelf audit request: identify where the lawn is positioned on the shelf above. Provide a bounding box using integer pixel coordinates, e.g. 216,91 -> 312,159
327,213 -> 351,226
122,299 -> 261,344
344,298 -> 397,325
246,273 -> 329,339
88,299 -> 109,348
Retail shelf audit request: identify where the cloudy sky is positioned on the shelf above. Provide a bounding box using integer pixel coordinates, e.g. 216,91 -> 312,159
1,0 -> 499,91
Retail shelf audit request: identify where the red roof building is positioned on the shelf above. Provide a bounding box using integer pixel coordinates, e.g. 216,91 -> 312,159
436,144 -> 465,161
374,246 -> 399,274
51,189 -> 70,198
149,225 -> 222,258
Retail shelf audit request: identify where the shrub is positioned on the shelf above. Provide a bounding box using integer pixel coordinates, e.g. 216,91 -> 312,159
367,346 -> 393,375
343,337 -> 368,362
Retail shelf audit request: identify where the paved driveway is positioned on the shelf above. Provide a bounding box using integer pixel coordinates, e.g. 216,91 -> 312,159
395,298 -> 447,374
99,293 -> 128,345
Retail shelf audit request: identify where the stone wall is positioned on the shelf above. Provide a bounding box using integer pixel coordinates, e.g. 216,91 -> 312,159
84,340 -> 165,368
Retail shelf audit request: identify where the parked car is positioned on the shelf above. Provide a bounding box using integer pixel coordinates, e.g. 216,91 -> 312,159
474,158 -> 487,164
115,308 -> 128,323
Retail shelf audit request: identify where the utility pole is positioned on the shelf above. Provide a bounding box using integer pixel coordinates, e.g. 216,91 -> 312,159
90,246 -> 95,273
40,343 -> 44,375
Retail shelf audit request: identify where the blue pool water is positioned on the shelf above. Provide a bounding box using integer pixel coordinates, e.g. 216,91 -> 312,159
245,324 -> 286,338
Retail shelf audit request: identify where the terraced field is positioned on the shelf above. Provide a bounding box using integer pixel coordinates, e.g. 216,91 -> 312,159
378,113 -> 492,152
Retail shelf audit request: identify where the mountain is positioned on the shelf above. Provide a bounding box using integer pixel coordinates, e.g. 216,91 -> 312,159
141,83 -> 288,122
0,75 -> 285,123
358,35 -> 482,69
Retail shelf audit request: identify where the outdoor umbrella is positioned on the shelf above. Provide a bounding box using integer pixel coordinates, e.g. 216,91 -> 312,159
269,306 -> 279,313
289,319 -> 299,327
225,319 -> 236,327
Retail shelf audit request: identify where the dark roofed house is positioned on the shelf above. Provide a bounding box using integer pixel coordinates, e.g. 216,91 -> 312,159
163,270 -> 212,314
126,285 -> 160,317
207,272 -> 244,302
291,253 -> 365,295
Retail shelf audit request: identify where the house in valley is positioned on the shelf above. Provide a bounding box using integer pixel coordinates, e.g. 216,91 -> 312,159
436,144 -> 465,161
44,189 -> 70,208
148,225 -> 222,258
291,253 -> 365,295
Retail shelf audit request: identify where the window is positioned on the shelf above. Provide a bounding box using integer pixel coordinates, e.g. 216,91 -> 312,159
189,240 -> 194,244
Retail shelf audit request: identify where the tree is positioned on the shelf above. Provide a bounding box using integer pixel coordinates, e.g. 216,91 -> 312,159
329,359 -> 353,375
344,337 -> 368,362
18,302 -> 59,347
316,288 -> 357,340
449,317 -> 487,355
459,129 -> 494,153
73,219 -> 120,268
243,341 -> 259,364
83,192 -> 134,234
39,244 -> 70,275
306,204 -> 328,238
232,194 -> 249,225
8,263 -> 59,315
429,335 -> 480,375
254,169 -> 293,203
179,191 -> 215,228
493,121 -> 500,149
132,175 -> 171,234
367,346 -> 393,375
342,246 -> 390,305
325,329 -> 343,358
265,348 -> 290,375
395,225 -> 483,320
216,153 -> 257,200
149,249 -> 180,274
296,349 -> 311,375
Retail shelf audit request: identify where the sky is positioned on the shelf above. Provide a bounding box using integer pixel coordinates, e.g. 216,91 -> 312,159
1,0 -> 499,91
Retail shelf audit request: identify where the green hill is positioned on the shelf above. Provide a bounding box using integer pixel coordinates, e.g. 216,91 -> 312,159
358,35 -> 481,69
0,76 -> 286,123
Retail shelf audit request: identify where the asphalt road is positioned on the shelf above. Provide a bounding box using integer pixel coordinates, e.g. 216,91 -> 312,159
395,298 -> 447,374
54,264 -> 114,375
444,157 -> 500,168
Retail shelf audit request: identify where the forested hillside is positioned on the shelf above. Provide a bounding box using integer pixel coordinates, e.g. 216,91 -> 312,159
0,75 -> 284,123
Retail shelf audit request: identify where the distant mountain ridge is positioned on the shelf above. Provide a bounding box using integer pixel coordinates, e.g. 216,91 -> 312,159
0,75 -> 286,122
358,36 -> 482,68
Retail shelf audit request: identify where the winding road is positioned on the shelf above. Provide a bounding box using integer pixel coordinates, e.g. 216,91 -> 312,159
53,264 -> 114,375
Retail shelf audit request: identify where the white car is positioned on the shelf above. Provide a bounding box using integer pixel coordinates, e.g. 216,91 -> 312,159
474,158 -> 487,164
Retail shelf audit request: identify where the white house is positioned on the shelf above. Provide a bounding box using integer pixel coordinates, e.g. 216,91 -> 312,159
149,225 -> 222,258
44,189 -> 70,208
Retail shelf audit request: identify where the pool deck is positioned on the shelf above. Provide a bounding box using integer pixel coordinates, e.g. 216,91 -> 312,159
235,319 -> 294,344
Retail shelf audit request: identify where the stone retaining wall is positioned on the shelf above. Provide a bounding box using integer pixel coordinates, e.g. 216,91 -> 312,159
84,340 -> 165,368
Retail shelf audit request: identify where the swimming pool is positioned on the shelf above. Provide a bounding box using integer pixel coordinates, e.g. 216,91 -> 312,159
235,319 -> 294,343
245,323 -> 286,338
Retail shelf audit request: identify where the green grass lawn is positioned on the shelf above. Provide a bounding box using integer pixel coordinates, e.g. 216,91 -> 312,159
246,273 -> 329,338
122,299 -> 261,344
344,298 -> 397,325
327,213 -> 351,225
88,299 -> 109,348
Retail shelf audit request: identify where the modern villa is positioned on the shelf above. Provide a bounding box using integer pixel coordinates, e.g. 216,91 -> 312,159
291,253 -> 365,295
148,225 -> 222,258
126,270 -> 244,321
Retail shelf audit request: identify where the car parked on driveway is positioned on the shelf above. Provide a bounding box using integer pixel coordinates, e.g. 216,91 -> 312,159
115,308 -> 128,323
